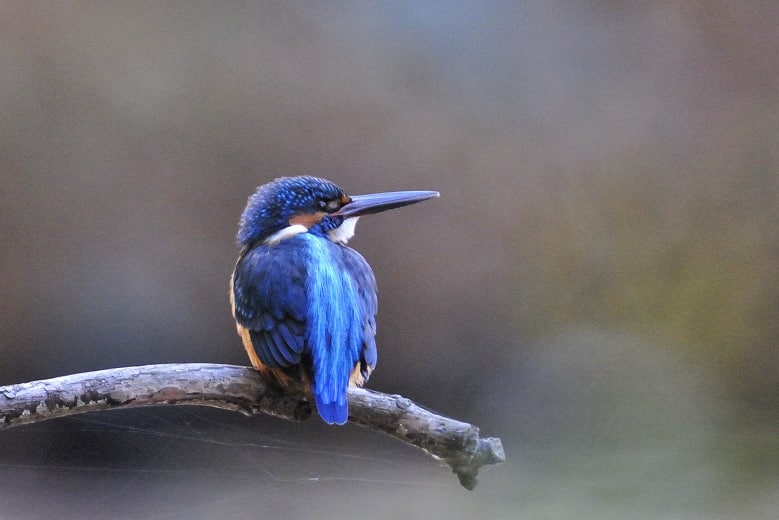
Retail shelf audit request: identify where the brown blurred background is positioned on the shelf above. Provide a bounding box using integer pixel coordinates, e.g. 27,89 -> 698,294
0,2 -> 776,519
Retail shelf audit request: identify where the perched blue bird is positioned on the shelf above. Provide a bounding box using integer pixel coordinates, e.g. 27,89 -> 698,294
230,176 -> 438,425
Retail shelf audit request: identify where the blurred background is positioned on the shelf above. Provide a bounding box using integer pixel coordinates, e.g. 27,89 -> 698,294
1,2 -> 776,518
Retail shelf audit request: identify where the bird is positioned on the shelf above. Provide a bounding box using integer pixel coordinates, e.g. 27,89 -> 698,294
230,176 -> 439,425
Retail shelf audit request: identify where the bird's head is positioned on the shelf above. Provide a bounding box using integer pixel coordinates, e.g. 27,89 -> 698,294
237,175 -> 438,248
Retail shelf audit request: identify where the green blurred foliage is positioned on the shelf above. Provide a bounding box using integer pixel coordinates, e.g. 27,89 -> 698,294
511,153 -> 777,398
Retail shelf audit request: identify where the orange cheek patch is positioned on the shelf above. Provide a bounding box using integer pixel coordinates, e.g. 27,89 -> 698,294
290,212 -> 326,228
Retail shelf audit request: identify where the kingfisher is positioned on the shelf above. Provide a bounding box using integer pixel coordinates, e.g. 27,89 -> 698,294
230,176 -> 439,425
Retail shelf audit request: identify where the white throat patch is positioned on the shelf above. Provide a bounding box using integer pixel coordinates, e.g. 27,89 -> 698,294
328,217 -> 359,244
262,217 -> 360,246
263,224 -> 308,245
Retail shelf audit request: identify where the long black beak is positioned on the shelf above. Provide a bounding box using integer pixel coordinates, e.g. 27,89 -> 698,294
335,190 -> 439,218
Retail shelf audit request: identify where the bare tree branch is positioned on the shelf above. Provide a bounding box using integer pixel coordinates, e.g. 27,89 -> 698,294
0,363 -> 504,489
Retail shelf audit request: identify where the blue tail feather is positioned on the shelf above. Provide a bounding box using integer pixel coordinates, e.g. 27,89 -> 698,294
303,235 -> 362,426
314,393 -> 348,425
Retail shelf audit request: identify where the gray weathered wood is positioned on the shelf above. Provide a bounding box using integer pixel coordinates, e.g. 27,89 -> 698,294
0,363 -> 504,489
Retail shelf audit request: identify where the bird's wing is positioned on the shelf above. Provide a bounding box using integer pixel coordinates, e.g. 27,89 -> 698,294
340,247 -> 378,382
231,243 -> 308,372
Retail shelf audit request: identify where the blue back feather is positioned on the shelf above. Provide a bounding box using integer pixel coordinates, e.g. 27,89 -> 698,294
301,235 -> 363,425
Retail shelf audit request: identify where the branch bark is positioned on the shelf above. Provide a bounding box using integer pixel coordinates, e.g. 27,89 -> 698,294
0,363 -> 504,489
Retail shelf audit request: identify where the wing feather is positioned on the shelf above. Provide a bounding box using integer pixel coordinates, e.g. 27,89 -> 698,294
232,242 -> 308,372
339,246 -> 378,379
232,236 -> 381,424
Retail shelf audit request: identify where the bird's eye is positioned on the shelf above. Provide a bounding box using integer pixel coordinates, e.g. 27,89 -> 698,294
318,199 -> 341,213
